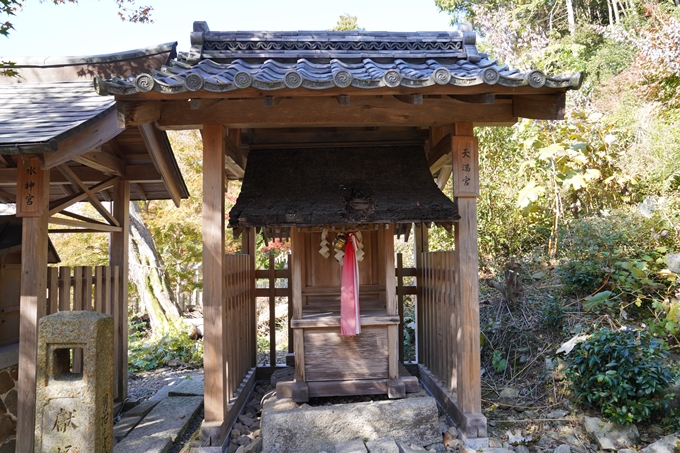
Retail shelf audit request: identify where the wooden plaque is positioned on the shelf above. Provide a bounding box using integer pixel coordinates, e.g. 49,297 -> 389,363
452,136 -> 479,197
16,156 -> 45,217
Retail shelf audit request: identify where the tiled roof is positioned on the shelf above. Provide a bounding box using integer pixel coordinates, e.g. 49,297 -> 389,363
94,22 -> 582,96
0,81 -> 114,154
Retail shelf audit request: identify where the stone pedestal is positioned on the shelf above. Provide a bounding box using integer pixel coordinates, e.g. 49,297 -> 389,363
35,311 -> 114,453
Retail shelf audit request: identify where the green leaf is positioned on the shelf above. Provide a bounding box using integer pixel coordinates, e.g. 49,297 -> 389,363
538,143 -> 564,160
584,291 -> 613,311
516,181 -> 545,208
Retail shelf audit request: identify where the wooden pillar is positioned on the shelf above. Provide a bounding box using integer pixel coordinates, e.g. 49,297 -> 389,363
451,123 -> 486,439
15,157 -> 49,453
110,178 -> 129,403
201,124 -> 227,445
414,222 -> 428,364
289,226 -> 308,401
241,227 -> 257,367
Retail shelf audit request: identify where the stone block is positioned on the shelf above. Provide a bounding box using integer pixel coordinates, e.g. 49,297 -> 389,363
35,311 -> 114,453
114,395 -> 203,453
366,437 -> 400,453
0,372 -> 12,395
123,399 -> 160,418
335,439 -> 368,453
113,415 -> 143,441
168,374 -> 204,397
387,380 -> 406,399
244,438 -> 263,453
262,396 -> 440,453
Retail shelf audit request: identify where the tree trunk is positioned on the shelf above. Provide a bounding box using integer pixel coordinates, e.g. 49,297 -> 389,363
129,201 -> 182,334
566,0 -> 576,35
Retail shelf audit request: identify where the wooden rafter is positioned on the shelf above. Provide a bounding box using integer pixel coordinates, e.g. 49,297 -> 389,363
48,216 -> 122,233
0,165 -> 164,186
428,133 -> 453,174
139,123 -> 183,207
48,176 -> 119,216
41,110 -> 123,170
56,164 -> 120,227
72,149 -> 126,177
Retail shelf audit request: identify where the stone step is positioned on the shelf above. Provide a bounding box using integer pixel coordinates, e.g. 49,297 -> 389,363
113,395 -> 203,453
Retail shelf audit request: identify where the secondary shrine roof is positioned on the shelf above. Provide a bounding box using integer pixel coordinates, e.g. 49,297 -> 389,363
0,82 -> 115,154
94,22 -> 582,96
228,145 -> 460,229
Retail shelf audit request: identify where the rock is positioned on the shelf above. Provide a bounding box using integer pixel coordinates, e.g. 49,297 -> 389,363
366,437 -> 400,453
0,440 -> 16,453
666,378 -> 680,414
443,432 -> 463,449
499,388 -> 520,403
618,449 -> 636,453
440,421 -> 450,433
666,254 -> 680,273
515,446 -> 530,453
262,396 -> 441,453
3,391 -> 16,417
547,410 -> 569,419
0,414 -> 16,441
554,445 -> 571,453
582,417 -> 639,451
244,438 -> 263,453
0,371 -> 13,395
640,435 -> 680,453
239,414 -> 254,426
424,442 -> 446,452
234,435 -> 252,446
0,399 -> 5,415
232,429 -> 242,438
490,439 -> 503,448
335,439 -> 368,453
481,449 -> 513,453
235,446 -> 245,453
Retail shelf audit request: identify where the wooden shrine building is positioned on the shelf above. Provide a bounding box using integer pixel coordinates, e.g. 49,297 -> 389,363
0,44 -> 189,452
94,21 -> 582,449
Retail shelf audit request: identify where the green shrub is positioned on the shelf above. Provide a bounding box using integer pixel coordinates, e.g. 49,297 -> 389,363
128,321 -> 203,372
563,327 -> 678,424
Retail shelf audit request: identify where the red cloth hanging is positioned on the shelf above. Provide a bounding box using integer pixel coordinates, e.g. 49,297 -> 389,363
340,232 -> 361,336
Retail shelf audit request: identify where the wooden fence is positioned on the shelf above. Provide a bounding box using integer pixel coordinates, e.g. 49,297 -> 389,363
420,251 -> 456,390
224,254 -> 254,400
45,265 -> 124,399
254,254 -> 292,366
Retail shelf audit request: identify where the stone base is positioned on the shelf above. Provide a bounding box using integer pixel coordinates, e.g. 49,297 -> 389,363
262,393 -> 440,453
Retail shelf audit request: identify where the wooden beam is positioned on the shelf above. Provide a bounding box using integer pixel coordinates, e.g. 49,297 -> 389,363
384,225 -> 399,381
201,124 -> 227,444
437,166 -> 452,189
242,129 -> 424,149
48,176 -> 118,216
156,97 -> 517,129
110,180 -> 130,403
414,223 -> 428,364
0,165 -> 163,186
139,123 -> 184,207
48,216 -> 122,233
512,93 -> 565,120
449,94 -> 495,104
57,164 -> 120,227
290,226 -> 305,383
428,133 -> 453,174
42,110 -> 123,170
0,188 -> 15,202
115,83 -> 569,102
264,96 -> 282,107
15,164 -> 49,452
336,95 -> 350,106
116,100 -> 161,127
224,129 -> 246,171
72,150 -> 126,177
394,94 -> 423,105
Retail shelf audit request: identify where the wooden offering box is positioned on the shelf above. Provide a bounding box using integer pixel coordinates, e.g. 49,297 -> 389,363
279,225 -> 418,402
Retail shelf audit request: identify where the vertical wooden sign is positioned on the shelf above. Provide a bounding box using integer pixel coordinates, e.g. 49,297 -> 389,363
16,156 -> 45,217
451,136 -> 479,197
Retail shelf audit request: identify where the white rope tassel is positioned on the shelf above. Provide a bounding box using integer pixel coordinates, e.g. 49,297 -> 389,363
319,228 -> 330,258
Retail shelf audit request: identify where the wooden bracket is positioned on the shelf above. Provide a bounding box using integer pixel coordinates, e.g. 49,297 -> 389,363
449,94 -> 495,104
394,94 -> 423,105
